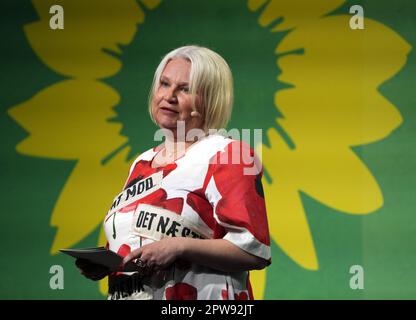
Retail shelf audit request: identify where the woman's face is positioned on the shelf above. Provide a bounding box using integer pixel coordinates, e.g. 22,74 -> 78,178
152,58 -> 203,136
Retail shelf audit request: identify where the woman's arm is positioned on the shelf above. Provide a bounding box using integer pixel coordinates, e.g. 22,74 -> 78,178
179,238 -> 270,272
122,237 -> 269,273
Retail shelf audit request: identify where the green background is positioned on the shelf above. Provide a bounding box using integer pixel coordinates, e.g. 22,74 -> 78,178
0,0 -> 415,299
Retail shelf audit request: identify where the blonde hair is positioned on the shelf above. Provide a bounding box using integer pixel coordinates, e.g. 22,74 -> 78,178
148,45 -> 234,131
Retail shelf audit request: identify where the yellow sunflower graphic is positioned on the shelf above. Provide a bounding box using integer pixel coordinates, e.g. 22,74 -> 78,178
8,0 -> 410,298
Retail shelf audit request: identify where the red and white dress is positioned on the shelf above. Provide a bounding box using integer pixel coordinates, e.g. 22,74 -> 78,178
103,133 -> 271,300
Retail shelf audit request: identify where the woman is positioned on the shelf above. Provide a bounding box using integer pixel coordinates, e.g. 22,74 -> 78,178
76,45 -> 271,300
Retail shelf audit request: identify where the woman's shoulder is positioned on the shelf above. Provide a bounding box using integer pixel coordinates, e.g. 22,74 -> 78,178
202,133 -> 254,154
188,133 -> 256,164
202,133 -> 261,174
187,133 -> 232,158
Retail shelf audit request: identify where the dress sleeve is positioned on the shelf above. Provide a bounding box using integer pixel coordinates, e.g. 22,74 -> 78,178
204,140 -> 271,261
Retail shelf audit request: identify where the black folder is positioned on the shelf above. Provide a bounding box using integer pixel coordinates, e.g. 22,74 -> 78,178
60,247 -> 139,272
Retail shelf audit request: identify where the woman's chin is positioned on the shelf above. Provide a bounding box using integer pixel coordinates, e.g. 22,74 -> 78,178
156,121 -> 178,131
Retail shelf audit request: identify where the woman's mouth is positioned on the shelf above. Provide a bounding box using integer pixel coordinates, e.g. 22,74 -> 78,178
160,107 -> 179,114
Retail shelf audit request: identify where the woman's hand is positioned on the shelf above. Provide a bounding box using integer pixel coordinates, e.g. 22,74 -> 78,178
122,237 -> 270,274
75,258 -> 110,281
122,237 -> 184,272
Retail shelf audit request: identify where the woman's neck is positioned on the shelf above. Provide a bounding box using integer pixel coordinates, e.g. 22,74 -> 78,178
163,137 -> 195,155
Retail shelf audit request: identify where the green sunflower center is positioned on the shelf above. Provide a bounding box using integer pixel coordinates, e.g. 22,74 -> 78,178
107,0 -> 285,160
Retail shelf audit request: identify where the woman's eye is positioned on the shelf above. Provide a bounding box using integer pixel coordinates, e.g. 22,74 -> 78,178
160,81 -> 169,87
181,87 -> 190,93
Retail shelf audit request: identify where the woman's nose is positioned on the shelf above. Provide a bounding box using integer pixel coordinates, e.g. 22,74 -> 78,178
164,87 -> 177,102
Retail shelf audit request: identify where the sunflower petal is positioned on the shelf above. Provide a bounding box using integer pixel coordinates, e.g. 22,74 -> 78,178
260,15 -> 410,270
250,269 -> 267,299
26,0 -> 144,78
140,0 -> 161,10
261,129 -> 319,270
98,226 -> 109,296
248,0 -> 345,31
275,16 -> 410,213
8,80 -> 127,160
